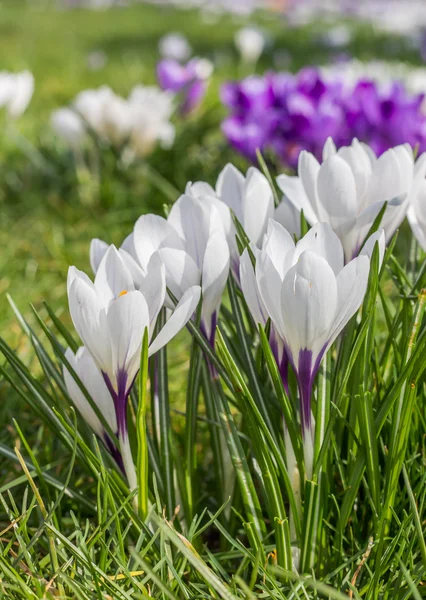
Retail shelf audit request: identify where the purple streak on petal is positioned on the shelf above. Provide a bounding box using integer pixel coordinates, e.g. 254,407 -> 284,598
269,328 -> 289,395
103,370 -> 129,437
104,433 -> 125,473
296,346 -> 327,439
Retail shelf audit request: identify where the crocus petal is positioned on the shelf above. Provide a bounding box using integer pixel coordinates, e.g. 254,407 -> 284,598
148,285 -> 201,356
256,249 -> 286,339
94,245 -> 134,305
106,290 -> 150,387
242,168 -> 274,246
328,255 -> 370,347
68,277 -> 112,374
201,231 -> 230,339
138,253 -> 167,335
186,181 -> 216,197
274,197 -> 301,240
322,137 -> 336,160
298,151 -> 325,221
133,213 -> 183,272
276,174 -> 318,225
64,347 -> 117,437
281,250 -> 338,368
317,155 -> 358,232
293,222 -> 344,275
359,229 -> 386,267
216,163 -> 245,220
157,247 -> 201,301
90,239 -> 109,275
262,219 -> 296,278
240,248 -> 268,326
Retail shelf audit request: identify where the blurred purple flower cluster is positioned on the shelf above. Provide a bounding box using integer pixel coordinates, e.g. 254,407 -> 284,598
157,58 -> 211,115
221,67 -> 426,168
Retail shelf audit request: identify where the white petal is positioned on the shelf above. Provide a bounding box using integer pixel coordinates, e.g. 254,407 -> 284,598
90,239 -> 109,275
276,174 -> 318,225
118,248 -> 146,287
215,163 -> 245,220
64,347 -> 117,436
317,155 -> 358,232
186,181 -> 216,198
368,146 -> 412,207
138,253 -> 167,334
67,266 -> 93,297
158,247 -> 201,300
68,277 -> 112,375
106,291 -> 150,387
256,249 -> 285,339
63,347 -> 106,438
281,251 -> 338,368
167,195 -> 212,267
293,222 -> 344,275
148,285 -> 201,356
201,231 -> 230,338
298,151 -> 325,221
359,229 -> 386,268
329,255 -> 370,346
322,137 -> 336,160
242,168 -> 274,246
121,232 -> 138,261
274,197 -> 301,240
94,245 -> 134,304
240,249 -> 267,326
133,213 -> 183,272
262,219 -> 296,278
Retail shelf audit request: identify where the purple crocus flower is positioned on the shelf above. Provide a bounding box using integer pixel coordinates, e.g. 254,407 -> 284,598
221,67 -> 426,169
157,58 -> 212,115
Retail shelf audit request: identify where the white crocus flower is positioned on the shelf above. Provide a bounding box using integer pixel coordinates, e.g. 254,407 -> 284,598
277,138 -> 426,262
187,164 -> 275,274
0,70 -> 34,118
68,245 -> 200,488
240,221 -> 382,478
234,26 -> 265,64
120,198 -> 229,347
74,86 -> 132,146
408,180 -> 426,251
127,85 -> 175,157
51,108 -> 86,148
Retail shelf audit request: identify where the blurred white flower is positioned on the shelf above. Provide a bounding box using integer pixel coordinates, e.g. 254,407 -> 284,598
0,70 -> 34,118
159,32 -> 192,62
56,83 -> 175,156
127,85 -> 175,156
321,24 -> 352,48
234,26 -> 265,64
74,86 -> 131,145
87,50 -> 108,71
51,108 -> 86,148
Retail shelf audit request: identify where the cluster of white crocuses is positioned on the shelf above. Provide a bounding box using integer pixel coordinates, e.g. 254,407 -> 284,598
63,137 -> 426,489
51,83 -> 175,157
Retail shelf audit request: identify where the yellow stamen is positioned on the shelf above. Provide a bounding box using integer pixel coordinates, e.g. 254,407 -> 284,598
119,290 -> 128,297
